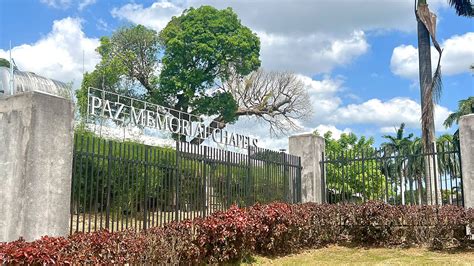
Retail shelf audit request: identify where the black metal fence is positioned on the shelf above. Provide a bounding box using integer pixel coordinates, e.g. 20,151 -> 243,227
321,141 -> 463,206
70,133 -> 302,233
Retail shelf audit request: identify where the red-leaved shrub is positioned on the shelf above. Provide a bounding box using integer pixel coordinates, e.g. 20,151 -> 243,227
1,201 -> 472,264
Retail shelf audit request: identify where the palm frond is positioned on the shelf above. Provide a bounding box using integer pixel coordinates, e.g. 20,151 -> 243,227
443,112 -> 458,128
431,60 -> 443,104
443,96 -> 474,128
448,0 -> 474,17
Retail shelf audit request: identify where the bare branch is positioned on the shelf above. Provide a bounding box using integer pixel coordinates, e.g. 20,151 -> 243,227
190,69 -> 312,145
223,69 -> 312,136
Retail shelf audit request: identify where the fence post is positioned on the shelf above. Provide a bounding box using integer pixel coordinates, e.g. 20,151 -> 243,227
281,152 -> 289,203
203,146 -> 208,216
175,141 -> 180,222
288,133 -> 325,204
226,150 -> 232,208
321,151 -> 326,203
297,157 -> 303,203
460,114 -> 474,209
247,146 -> 252,206
105,141 -> 112,230
143,146 -> 148,230
361,149 -> 366,202
0,92 -> 74,242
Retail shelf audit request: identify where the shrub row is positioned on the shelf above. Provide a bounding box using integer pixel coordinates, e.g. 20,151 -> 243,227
1,201 -> 473,264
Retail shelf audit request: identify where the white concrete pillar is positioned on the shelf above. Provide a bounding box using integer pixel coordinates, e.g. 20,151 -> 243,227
0,91 -> 74,242
460,114 -> 474,209
288,133 -> 325,203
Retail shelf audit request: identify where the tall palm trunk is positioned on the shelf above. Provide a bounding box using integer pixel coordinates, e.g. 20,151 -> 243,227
409,175 -> 415,205
417,0 -> 436,205
400,162 -> 405,205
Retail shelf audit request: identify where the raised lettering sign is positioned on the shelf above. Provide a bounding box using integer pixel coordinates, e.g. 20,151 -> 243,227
87,87 -> 258,149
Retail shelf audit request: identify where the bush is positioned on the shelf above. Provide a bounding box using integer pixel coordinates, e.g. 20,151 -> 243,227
1,202 -> 472,264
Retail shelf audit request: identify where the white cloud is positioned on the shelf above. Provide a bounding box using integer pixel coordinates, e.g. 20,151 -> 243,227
300,75 -> 344,124
380,126 -> 398,134
78,0 -> 97,11
326,97 -> 452,132
313,124 -> 351,139
259,30 -> 369,74
190,0 -> 447,36
390,45 -> 419,80
298,74 -> 343,95
96,18 -> 109,31
0,17 -> 100,87
40,0 -> 72,9
295,75 -> 452,135
390,32 -> 474,79
111,1 -> 183,32
40,0 -> 97,10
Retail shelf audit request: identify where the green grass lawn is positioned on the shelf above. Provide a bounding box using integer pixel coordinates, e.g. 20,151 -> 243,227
243,245 -> 474,265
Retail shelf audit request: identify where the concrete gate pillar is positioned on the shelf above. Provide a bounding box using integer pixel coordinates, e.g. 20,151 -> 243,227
288,133 -> 325,203
460,114 -> 474,209
0,91 -> 74,242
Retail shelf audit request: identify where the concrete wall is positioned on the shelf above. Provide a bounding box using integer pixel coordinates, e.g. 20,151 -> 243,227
0,91 -> 74,242
460,114 -> 474,209
288,133 -> 325,203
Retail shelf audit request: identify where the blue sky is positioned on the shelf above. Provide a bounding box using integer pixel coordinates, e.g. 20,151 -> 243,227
0,0 -> 473,149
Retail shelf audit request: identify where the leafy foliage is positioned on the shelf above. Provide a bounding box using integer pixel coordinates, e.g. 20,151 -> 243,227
76,6 -> 263,136
0,58 -> 11,68
321,131 -> 386,202
158,6 -> 260,122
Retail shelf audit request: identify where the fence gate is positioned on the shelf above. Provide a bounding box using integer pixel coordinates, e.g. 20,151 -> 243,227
70,133 -> 302,234
321,141 -> 463,206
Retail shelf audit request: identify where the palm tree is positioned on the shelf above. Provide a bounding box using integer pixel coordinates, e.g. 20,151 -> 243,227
407,137 -> 425,204
382,123 -> 414,205
416,0 -> 439,204
436,134 -> 463,204
443,97 -> 474,128
415,0 -> 472,204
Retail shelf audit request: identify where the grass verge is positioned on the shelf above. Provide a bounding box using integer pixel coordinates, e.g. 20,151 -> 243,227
242,245 -> 474,265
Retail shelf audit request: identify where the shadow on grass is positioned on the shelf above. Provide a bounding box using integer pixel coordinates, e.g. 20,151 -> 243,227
428,245 -> 474,254
232,240 -> 474,265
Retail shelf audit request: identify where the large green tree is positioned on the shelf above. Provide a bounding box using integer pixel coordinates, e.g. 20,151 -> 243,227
77,6 -> 261,112
78,6 -> 309,142
77,6 -> 262,135
157,6 -> 261,123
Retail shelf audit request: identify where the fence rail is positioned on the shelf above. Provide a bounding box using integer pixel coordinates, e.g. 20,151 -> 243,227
70,133 -> 301,234
321,141 -> 463,206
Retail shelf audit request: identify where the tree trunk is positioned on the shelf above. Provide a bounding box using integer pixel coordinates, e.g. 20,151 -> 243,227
408,174 -> 415,205
400,167 -> 405,205
417,2 -> 436,204
417,176 -> 424,204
